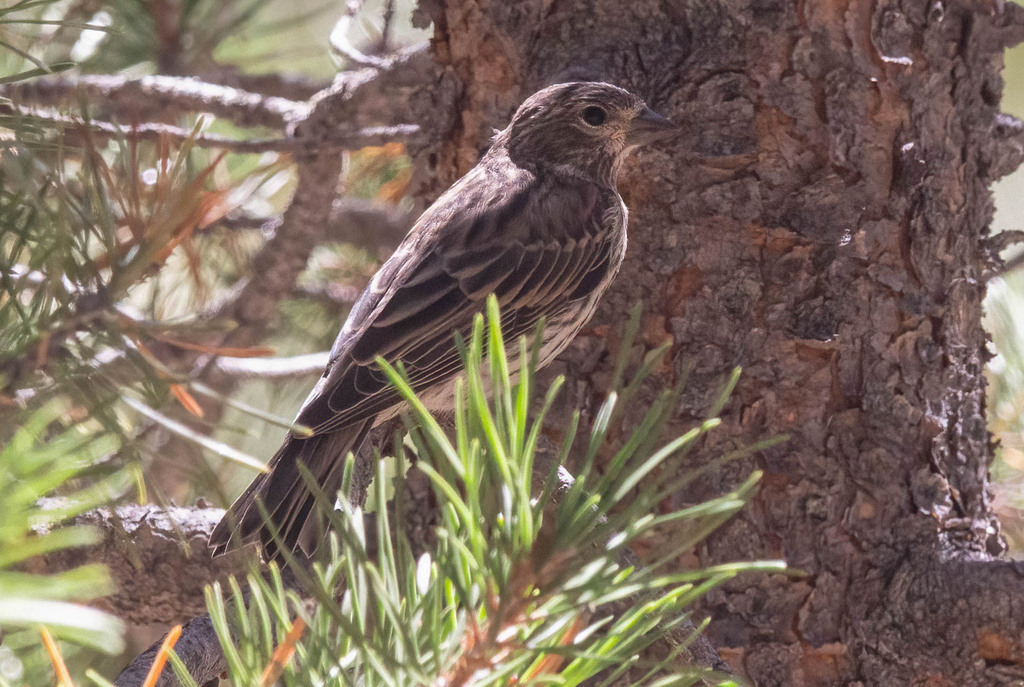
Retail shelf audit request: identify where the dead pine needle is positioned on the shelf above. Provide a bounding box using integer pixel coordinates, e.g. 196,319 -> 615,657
170,383 -> 205,417
259,617 -> 307,686
142,624 -> 182,687
40,626 -> 73,687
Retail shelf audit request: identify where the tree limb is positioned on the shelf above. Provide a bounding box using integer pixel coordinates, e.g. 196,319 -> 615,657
194,69 -> 329,101
0,73 -> 304,129
0,45 -> 450,150
24,502 -> 247,626
3,104 -> 418,153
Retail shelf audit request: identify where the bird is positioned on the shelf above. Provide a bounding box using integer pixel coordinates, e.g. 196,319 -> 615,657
209,81 -> 674,561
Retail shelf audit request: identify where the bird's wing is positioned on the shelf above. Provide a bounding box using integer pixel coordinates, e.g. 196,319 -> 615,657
295,175 -> 622,435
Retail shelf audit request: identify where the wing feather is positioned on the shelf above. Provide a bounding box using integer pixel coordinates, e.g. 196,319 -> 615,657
295,173 -> 622,436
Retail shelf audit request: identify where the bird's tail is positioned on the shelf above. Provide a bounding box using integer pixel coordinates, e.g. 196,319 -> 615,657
209,421 -> 372,562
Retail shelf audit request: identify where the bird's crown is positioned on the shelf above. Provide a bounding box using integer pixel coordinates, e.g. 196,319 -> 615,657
494,81 -> 671,186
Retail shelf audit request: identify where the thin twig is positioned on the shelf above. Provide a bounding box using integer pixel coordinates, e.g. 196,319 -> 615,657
989,229 -> 1024,254
329,0 -> 395,69
380,0 -> 397,53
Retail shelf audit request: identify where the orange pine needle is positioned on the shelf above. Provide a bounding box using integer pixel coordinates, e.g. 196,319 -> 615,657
259,617 -> 306,686
519,615 -> 586,682
170,384 -> 205,417
142,624 -> 182,687
40,626 -> 72,687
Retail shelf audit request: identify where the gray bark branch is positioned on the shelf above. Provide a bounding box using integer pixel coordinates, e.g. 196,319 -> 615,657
3,103 -> 417,153
0,73 -> 304,129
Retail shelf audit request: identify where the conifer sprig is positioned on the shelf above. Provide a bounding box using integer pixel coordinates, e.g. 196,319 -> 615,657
207,297 -> 785,686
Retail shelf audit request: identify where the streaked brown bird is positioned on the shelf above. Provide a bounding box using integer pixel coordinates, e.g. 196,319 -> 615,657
209,81 -> 674,560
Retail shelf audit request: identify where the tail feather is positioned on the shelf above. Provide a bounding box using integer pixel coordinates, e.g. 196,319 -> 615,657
209,421 -> 372,561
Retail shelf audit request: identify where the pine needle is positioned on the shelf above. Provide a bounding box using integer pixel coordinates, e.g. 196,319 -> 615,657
259,617 -> 306,686
170,384 -> 205,418
519,614 -> 587,681
40,626 -> 72,687
121,395 -> 268,472
142,624 -> 182,687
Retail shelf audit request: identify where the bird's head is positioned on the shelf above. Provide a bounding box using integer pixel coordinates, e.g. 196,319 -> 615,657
495,81 -> 674,186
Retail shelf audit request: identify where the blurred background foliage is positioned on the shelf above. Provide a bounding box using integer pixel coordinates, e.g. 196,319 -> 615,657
987,45 -> 1024,554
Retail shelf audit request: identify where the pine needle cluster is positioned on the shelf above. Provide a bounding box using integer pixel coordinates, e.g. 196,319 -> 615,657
198,300 -> 784,687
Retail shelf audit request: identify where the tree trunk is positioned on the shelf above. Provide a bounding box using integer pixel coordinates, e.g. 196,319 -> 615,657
415,1 -> 1024,684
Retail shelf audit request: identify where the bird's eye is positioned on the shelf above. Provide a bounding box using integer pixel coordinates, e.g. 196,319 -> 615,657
582,106 -> 607,126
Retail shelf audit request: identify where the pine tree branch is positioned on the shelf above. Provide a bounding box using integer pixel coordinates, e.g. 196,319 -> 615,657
2,103 -> 418,153
25,502 -> 247,626
1,50 -> 435,401
0,73 -> 303,129
98,455 -> 731,686
0,44 -> 449,144
203,46 -> 444,348
194,69 -> 329,101
61,496 -> 1024,685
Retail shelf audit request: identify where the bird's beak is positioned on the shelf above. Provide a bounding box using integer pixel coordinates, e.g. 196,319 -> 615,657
627,106 -> 675,145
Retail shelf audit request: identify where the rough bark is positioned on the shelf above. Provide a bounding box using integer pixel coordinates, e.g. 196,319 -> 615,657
24,503 -> 245,626
412,1 -> 1024,685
